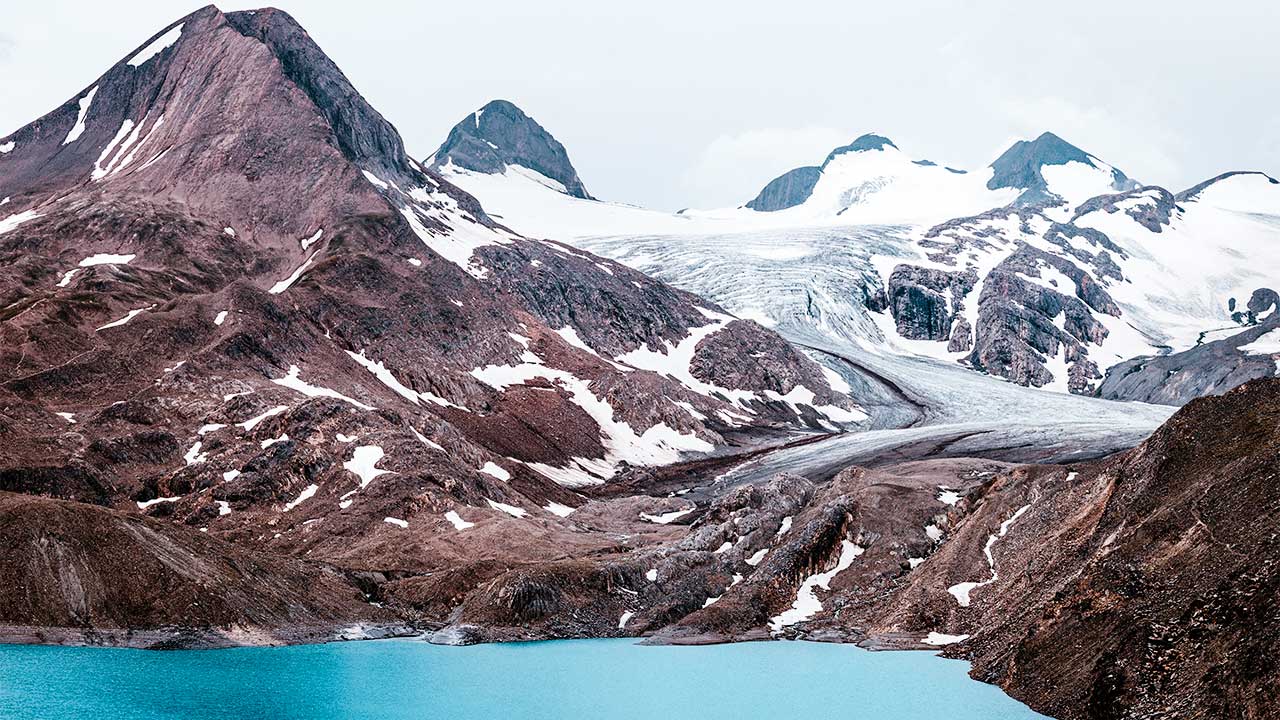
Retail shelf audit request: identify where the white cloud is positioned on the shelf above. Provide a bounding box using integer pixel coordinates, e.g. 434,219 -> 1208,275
678,126 -> 850,209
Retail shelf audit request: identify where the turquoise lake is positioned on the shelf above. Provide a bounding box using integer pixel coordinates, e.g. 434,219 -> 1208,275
0,638 -> 1048,719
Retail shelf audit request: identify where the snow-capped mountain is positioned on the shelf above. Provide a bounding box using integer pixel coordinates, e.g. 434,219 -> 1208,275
986,131 -> 1137,206
433,101 -> 1280,400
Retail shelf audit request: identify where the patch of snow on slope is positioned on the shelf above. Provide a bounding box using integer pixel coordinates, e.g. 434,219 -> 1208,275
383,517 -> 409,528
238,405 -> 288,432
480,461 -> 510,481
544,502 -> 575,517
487,498 -> 528,518
272,365 -> 373,410
947,504 -> 1032,607
96,305 -> 152,331
445,510 -> 474,530
471,352 -> 712,480
640,507 -> 694,524
127,23 -> 183,66
301,229 -> 323,250
283,484 -> 318,512
0,210 -> 41,236
0,141 -> 13,154
343,445 -> 389,488
269,250 -> 321,294
923,632 -> 970,646
1240,328 -> 1280,356
80,253 -> 136,266
62,87 -> 97,145
91,120 -> 135,180
769,540 -> 864,630
346,349 -> 463,408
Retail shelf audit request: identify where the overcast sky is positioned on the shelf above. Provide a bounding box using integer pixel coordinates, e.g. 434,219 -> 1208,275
3,1 -> 1277,210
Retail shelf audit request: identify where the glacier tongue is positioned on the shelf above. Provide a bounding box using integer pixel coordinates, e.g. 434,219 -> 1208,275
574,223 -> 1174,471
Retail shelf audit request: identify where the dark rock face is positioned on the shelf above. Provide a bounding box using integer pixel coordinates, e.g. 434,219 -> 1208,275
887,265 -> 977,341
428,99 -> 592,199
744,166 -> 821,212
1098,299 -> 1279,406
741,133 -> 897,212
646,380 -> 1280,719
987,131 -> 1136,204
1071,186 -> 1176,232
823,133 -> 898,163
954,379 -> 1280,720
967,245 -> 1116,392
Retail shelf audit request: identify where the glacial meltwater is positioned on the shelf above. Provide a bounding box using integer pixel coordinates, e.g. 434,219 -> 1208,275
0,638 -> 1047,719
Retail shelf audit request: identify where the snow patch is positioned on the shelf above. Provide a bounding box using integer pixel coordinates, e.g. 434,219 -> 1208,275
283,484 -> 318,512
640,507 -> 694,524
480,462 -> 510,481
268,250 -> 321,294
62,87 -> 97,145
127,23 -> 183,66
344,445 -> 389,488
923,632 -> 970,646
947,504 -> 1032,607
769,540 -> 864,631
445,510 -> 474,530
272,365 -> 373,410
487,498 -> 528,518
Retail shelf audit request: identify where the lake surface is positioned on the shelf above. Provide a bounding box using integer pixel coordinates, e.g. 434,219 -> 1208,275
0,638 -> 1047,719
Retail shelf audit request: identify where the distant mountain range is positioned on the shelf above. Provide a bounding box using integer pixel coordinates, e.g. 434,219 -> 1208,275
434,98 -> 1280,401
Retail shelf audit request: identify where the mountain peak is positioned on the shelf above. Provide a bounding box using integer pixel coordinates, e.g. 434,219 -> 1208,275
988,131 -> 1136,205
822,133 -> 898,166
429,99 -> 593,200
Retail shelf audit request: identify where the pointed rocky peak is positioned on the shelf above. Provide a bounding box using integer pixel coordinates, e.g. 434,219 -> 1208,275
429,99 -> 593,200
822,133 -> 898,167
988,131 -> 1136,205
0,4 -> 491,252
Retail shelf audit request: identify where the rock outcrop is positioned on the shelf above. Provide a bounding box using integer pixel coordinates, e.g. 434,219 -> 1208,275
428,99 -> 593,199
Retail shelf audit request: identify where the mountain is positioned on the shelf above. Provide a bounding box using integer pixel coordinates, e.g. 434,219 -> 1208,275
430,103 -> 1280,400
0,5 -> 861,644
879,171 -> 1280,394
987,131 -> 1137,206
429,99 -> 593,200
735,132 -> 1017,225
741,130 -> 1136,222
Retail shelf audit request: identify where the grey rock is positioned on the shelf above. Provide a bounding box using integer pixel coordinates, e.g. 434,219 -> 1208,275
745,166 -> 821,212
1098,289 -> 1280,405
428,99 -> 592,199
987,131 -> 1136,205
